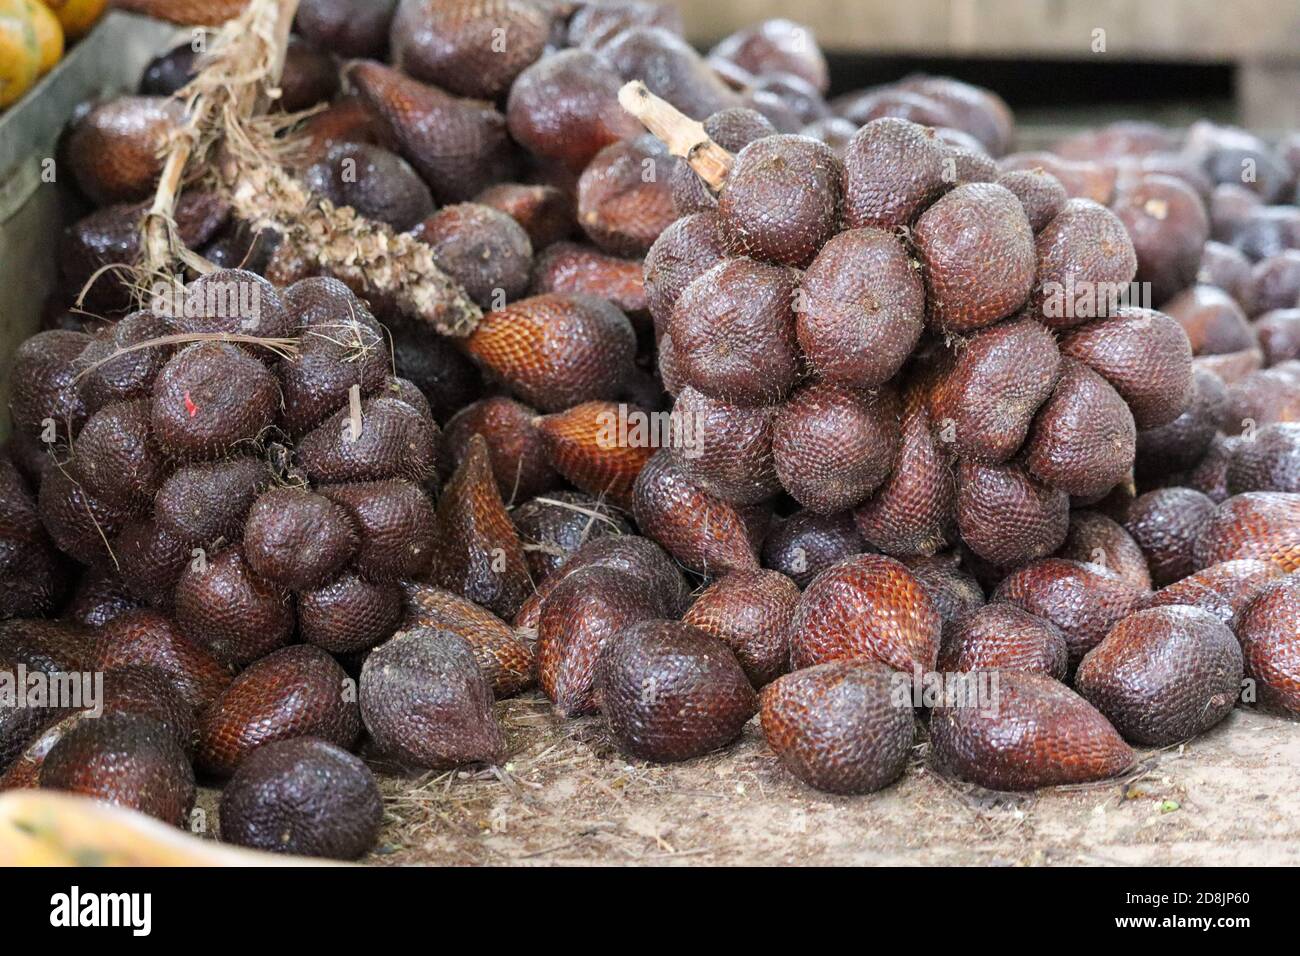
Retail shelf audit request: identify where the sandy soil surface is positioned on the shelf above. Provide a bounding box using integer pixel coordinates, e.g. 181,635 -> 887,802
309,697 -> 1300,867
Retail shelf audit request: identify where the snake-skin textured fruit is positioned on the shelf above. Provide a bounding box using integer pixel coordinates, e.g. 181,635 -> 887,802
298,570 -> 401,654
297,95 -> 397,161
603,27 -> 741,118
277,348 -> 388,440
277,38 -> 342,113
400,583 -> 535,697
428,435 -> 531,618
998,152 -> 1116,205
1208,183 -> 1261,242
1231,207 -> 1300,261
930,670 -> 1134,791
442,397 -> 556,505
113,518 -> 190,604
774,382 -> 900,514
350,60 -> 515,203
928,316 -> 1061,463
173,546 -> 295,668
996,168 -> 1068,233
667,386 -> 780,505
633,451 -> 763,575
835,87 -> 959,131
316,480 -> 436,583
72,401 -> 166,510
643,212 -> 728,338
568,0 -> 683,49
1236,576 -> 1300,713
537,565 -> 667,715
796,227 -> 925,387
0,620 -> 99,679
937,603 -> 1068,678
389,323 -> 484,425
241,488 -> 358,590
993,558 -> 1148,666
66,96 -> 183,205
390,0 -> 547,99
149,343 -> 278,462
896,75 -> 1014,156
297,393 -> 438,485
1057,511 -> 1152,592
842,118 -> 948,229
1111,174 -> 1210,306
1058,307 -> 1194,429
1076,605 -> 1241,746
361,629 -> 505,768
1225,368 -> 1300,432
708,18 -> 828,92
506,49 -> 643,173
1029,199 -> 1138,329
914,182 -> 1035,333
1123,487 -> 1217,587
39,713 -> 195,825
1256,310 -> 1300,366
761,510 -> 866,589
1193,492 -> 1300,571
904,554 -> 985,623
1145,559 -> 1286,628
198,645 -> 360,778
789,554 -> 940,672
716,135 -> 842,269
76,311 -> 173,414
671,107 -> 776,215
531,243 -> 648,326
1194,350 -> 1264,390
476,182 -> 574,251
1024,358 -> 1136,499
168,269 -> 293,341
577,136 -> 677,258
1228,423 -> 1300,493
760,659 -> 913,794
854,380 -> 955,557
535,401 -> 654,509
1247,252 -> 1300,316
37,466 -> 132,566
682,569 -> 799,687
667,257 -> 801,405
0,463 -> 61,619
464,293 -> 637,413
219,736 -> 382,860
296,0 -> 396,58
1197,240 -> 1253,302
596,619 -> 756,762
511,491 -> 630,582
152,457 -> 269,548
956,459 -> 1069,567
1136,369 -> 1229,480
304,142 -> 433,232
410,203 -> 533,308
1164,285 -> 1256,357
10,329 -> 92,442
96,610 -> 232,712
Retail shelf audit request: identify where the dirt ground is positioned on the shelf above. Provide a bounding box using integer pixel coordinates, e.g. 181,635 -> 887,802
305,697 -> 1300,866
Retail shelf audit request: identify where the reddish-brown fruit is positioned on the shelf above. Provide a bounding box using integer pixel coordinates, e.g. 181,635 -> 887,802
510,491 -> 630,582
956,459 -> 1069,567
350,60 -> 515,203
1197,240 -> 1253,302
1059,307 -> 1194,429
671,107 -> 776,215
774,382 -> 900,514
1111,174 -> 1210,305
153,457 -> 269,548
1076,605 -> 1241,746
149,343 -> 278,463
928,316 -> 1061,463
463,293 -> 637,412
567,0 -> 683,50
577,136 -> 677,258
427,436 -> 532,618
1192,492 -> 1300,571
1163,284 -> 1255,356
1030,199 -> 1138,329
37,465 -> 132,566
242,488 -> 358,590
1255,309 -> 1300,366
709,18 -> 828,92
930,670 -> 1134,791
476,182 -> 575,251
1025,359 -> 1136,499
40,713 -> 195,825
668,386 -> 779,505
442,397 -> 556,506
632,451 -> 762,575
915,182 -> 1035,333
596,619 -> 757,762
531,243 -> 648,325
895,76 -> 1014,156
667,258 -> 799,405
173,546 -> 295,668
316,480 -> 436,583
76,311 -> 173,415
1225,369 -> 1300,432
304,142 -> 433,232
789,554 -> 940,672
602,27 -> 741,118
166,268 -> 292,343
759,659 -> 913,794
96,609 -> 232,712
66,569 -> 140,629
298,571 -> 402,654
1247,252 -> 1300,317
998,152 -> 1116,204
996,168 -> 1068,232
10,330 -> 92,442
1228,423 -> 1300,494
198,645 -> 360,778
904,554 -> 985,623
1236,577 -> 1300,714
297,394 -> 439,485
1057,511 -> 1152,591
796,227 -> 924,386
643,212 -> 728,337
296,0 -> 395,58
1145,559 -> 1285,629
761,510 -> 866,589
66,96 -> 182,205
1124,487 -> 1217,587
1136,369 -> 1229,480
410,203 -> 533,308
993,558 -> 1147,666
535,401 -> 655,509
401,583 -> 535,697
71,400 -> 166,510
390,0 -> 547,99
842,118 -> 948,229
682,569 -> 799,687
113,518 -> 190,604
938,603 -> 1068,678
361,629 -> 505,768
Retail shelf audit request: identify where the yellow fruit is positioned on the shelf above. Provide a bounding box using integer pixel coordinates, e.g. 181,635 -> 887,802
0,5 -> 40,109
21,0 -> 61,75
38,0 -> 104,41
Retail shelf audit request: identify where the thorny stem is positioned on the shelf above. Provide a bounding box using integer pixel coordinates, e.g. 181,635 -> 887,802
618,81 -> 734,192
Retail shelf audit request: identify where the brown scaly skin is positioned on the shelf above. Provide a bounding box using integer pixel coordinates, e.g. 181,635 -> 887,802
930,670 -> 1135,792
841,118 -> 949,230
667,387 -> 781,506
531,243 -> 648,327
65,96 -> 183,206
578,136 -> 678,258
96,610 -> 232,713
903,554 -> 986,624
996,169 -> 1067,232
1135,369 -> 1229,482
1123,487 -> 1218,587
316,480 -> 437,584
241,488 -> 358,591
1111,175 -> 1210,306
441,397 -> 558,506
596,620 -> 757,763
643,211 -> 728,340
1143,559 -> 1285,629
72,401 -> 167,511
153,457 -> 270,548
1227,423 -> 1300,494
760,659 -> 914,795
789,554 -> 941,673
683,570 -> 800,688
510,491 -> 631,583
671,108 -> 776,215
956,459 -> 1069,567
1236,577 -> 1300,714
938,603 -> 1068,679
761,510 -> 866,590
1056,511 -> 1152,592
1027,199 -> 1137,330
1076,605 -> 1242,746
475,183 -> 576,252
298,571 -> 402,655
410,203 -> 534,309
1192,492 -> 1300,572
535,401 -> 655,510
296,393 -> 439,486
173,546 -> 295,669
